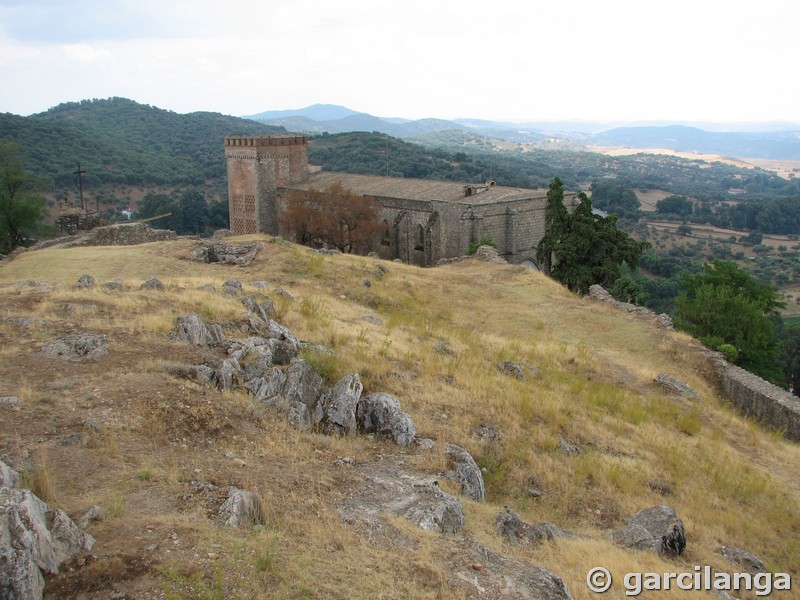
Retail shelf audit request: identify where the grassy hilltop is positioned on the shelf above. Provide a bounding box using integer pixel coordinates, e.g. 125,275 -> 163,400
0,238 -> 798,599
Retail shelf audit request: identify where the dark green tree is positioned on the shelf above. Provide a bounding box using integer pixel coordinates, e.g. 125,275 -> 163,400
536,177 -> 569,275
537,178 -> 650,295
137,192 -> 182,232
179,190 -> 210,235
0,139 -> 48,253
208,198 -> 229,230
656,195 -> 693,216
675,260 -> 784,382
590,181 -> 641,217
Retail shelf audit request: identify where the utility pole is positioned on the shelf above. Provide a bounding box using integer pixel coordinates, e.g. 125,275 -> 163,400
73,163 -> 86,212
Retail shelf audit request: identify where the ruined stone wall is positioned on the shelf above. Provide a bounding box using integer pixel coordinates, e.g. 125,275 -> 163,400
589,284 -> 800,442
719,364 -> 800,441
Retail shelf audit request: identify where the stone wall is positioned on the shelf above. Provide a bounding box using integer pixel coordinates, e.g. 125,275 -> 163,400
78,222 -> 177,246
589,284 -> 800,442
715,358 -> 800,442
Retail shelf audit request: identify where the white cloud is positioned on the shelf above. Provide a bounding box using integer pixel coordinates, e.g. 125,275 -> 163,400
0,0 -> 798,123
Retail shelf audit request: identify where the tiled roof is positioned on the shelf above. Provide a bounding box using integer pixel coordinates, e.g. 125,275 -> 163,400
284,171 -> 547,205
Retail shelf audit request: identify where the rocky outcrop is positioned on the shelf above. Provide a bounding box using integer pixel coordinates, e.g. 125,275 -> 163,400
140,277 -> 165,291
0,460 -> 19,489
320,374 -> 363,436
607,505 -> 686,556
340,455 -> 464,535
174,315 -> 226,346
499,361 -> 540,381
0,484 -> 94,600
717,545 -> 765,575
444,444 -> 485,502
75,274 -> 96,289
219,487 -> 265,527
356,392 -> 416,446
449,541 -> 574,600
41,335 -> 108,361
281,358 -> 325,430
187,242 -> 259,266
495,507 -> 580,544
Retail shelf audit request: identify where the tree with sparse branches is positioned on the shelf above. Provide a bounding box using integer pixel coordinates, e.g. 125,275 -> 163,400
280,182 -> 387,254
0,139 -> 48,253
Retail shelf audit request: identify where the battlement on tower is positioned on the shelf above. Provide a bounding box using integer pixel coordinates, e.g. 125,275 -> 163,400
225,135 -> 310,236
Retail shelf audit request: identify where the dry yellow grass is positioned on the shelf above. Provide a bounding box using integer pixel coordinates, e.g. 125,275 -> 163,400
0,236 -> 798,599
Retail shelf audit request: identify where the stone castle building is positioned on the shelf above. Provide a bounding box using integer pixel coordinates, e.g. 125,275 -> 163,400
225,135 -> 578,266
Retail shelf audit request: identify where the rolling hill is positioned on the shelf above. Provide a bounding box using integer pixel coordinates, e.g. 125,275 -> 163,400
0,236 -> 798,598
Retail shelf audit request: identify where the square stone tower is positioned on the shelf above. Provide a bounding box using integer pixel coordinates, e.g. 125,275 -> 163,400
224,135 -> 309,235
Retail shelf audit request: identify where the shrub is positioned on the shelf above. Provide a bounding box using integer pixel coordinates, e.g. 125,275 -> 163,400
717,343 -> 739,363
467,235 -> 496,255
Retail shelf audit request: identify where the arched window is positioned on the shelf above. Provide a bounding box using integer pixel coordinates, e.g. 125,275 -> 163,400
415,223 -> 425,251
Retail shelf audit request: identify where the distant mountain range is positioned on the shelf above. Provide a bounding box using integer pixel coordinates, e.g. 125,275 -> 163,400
246,104 -> 800,160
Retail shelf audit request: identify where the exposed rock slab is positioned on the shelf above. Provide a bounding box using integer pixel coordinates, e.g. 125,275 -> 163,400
187,242 -> 258,266
717,545 -> 765,575
607,505 -> 686,556
174,315 -> 226,346
447,539 -> 574,600
445,444 -> 485,501
0,486 -> 94,600
320,373 -> 363,436
219,487 -> 265,527
41,335 -> 108,361
356,392 -> 416,446
495,507 -> 583,544
339,454 -> 464,535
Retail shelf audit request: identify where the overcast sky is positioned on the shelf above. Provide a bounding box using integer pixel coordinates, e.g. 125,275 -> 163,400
1,0 -> 798,125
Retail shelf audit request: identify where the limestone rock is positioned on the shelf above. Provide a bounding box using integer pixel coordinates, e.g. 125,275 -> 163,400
281,358 -> 325,430
75,274 -> 96,289
221,279 -> 242,294
474,425 -> 500,442
240,294 -> 275,323
656,374 -> 699,399
187,242 -> 258,266
0,397 -> 20,411
473,245 -> 507,263
499,361 -> 540,381
448,541 -> 574,600
356,392 -> 416,446
214,358 -> 241,391
320,373 -> 363,436
101,281 -> 123,291
41,335 -> 108,361
77,505 -> 108,529
0,460 -> 19,488
244,368 -> 287,406
0,486 -> 94,600
444,443 -> 485,501
340,456 -> 464,535
219,487 -> 265,527
717,545 -> 765,575
263,320 -> 300,350
140,277 -> 164,291
607,505 -> 686,556
495,507 -> 578,544
175,315 -> 226,346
